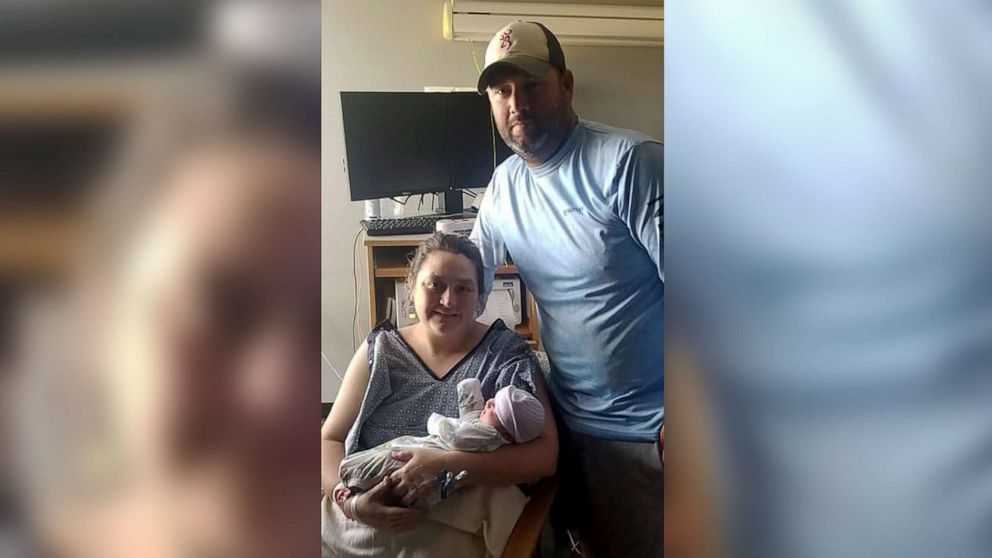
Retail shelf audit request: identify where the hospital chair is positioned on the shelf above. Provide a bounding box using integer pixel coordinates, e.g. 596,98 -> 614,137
501,474 -> 559,557
501,350 -> 560,558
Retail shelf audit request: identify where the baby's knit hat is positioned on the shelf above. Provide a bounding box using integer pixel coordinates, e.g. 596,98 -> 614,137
494,385 -> 545,443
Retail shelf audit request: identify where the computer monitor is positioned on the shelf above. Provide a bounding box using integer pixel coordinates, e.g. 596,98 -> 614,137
448,92 -> 514,191
340,91 -> 512,213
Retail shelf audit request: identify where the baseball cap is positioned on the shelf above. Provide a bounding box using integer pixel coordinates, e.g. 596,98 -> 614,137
476,21 -> 566,94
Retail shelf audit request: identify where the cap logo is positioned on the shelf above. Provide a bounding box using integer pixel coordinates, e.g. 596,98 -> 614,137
499,29 -> 513,50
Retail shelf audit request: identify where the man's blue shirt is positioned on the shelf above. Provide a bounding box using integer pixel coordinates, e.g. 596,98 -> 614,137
471,120 -> 663,442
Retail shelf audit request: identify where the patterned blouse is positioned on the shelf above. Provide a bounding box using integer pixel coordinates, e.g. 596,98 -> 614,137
344,319 -> 539,456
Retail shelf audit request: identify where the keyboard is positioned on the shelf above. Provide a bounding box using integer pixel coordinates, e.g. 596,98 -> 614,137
362,215 -> 446,236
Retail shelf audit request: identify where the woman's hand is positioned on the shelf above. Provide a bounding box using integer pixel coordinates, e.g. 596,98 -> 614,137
389,448 -> 449,508
349,476 -> 426,531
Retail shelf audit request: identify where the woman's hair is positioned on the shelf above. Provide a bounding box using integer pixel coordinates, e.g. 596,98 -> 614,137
407,232 -> 486,309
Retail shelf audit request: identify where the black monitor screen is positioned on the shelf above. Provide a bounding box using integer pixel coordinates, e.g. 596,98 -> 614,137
341,92 -> 450,201
449,93 -> 514,190
341,91 -> 513,201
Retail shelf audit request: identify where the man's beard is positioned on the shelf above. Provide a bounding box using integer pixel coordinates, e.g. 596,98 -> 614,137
504,122 -> 546,158
501,116 -> 559,160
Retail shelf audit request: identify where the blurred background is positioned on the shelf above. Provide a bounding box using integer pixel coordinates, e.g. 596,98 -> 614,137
0,1 -> 319,556
5,1 -> 991,557
667,2 -> 992,557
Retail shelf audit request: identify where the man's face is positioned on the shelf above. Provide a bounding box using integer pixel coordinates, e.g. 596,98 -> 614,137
486,65 -> 573,165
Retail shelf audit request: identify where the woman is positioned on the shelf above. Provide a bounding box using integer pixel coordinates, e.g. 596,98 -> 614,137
321,232 -> 558,556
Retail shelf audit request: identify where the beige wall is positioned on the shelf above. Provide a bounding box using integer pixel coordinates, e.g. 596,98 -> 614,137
322,0 -> 663,401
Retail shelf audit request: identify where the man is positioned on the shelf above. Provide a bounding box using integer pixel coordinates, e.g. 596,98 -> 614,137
469,21 -> 663,558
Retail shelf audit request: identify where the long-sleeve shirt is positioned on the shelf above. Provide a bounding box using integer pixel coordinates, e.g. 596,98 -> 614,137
470,119 -> 663,442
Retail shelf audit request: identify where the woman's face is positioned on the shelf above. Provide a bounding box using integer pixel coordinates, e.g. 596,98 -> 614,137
411,251 -> 480,336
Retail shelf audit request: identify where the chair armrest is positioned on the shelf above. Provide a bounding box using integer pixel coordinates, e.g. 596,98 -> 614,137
501,474 -> 559,558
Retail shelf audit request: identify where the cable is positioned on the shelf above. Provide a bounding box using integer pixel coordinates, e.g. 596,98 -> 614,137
470,39 -> 498,207
463,39 -> 499,211
566,529 -> 583,555
491,111 -> 498,171
492,125 -> 498,170
352,226 -> 364,351
471,38 -> 499,174
469,39 -> 483,75
321,351 -> 344,381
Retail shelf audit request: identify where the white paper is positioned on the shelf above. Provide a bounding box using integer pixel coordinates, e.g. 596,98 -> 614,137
492,278 -> 521,324
394,279 -> 419,327
476,289 -> 518,327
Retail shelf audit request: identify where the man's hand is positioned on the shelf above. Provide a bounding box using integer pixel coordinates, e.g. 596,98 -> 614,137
389,448 -> 449,508
348,476 -> 425,531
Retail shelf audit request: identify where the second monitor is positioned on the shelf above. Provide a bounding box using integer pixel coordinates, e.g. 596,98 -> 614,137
341,91 -> 513,214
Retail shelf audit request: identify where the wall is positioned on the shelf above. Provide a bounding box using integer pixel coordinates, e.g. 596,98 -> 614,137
322,0 -> 663,401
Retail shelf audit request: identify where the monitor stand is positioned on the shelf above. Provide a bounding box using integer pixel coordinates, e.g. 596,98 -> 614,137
440,189 -> 463,215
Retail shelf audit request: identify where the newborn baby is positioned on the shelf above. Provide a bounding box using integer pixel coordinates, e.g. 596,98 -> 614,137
339,378 -> 544,492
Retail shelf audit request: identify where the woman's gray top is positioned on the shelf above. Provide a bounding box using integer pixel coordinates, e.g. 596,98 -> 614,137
345,320 -> 539,455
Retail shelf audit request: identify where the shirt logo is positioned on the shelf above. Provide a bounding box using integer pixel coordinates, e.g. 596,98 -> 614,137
562,207 -> 585,217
